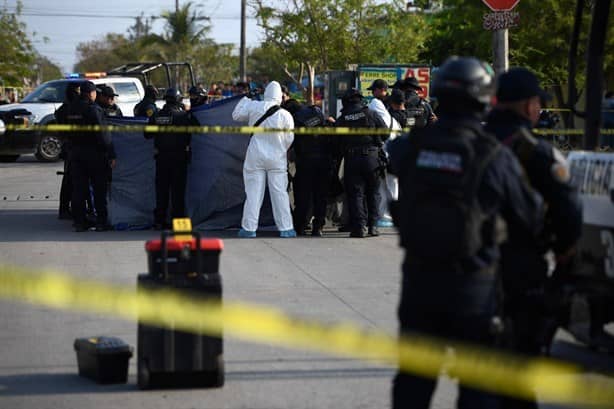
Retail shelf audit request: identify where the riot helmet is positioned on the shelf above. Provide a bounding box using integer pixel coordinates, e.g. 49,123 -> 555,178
431,56 -> 495,112
164,87 -> 183,104
144,85 -> 158,100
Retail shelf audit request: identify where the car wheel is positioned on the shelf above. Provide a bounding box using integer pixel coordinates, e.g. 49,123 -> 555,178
35,133 -> 62,162
0,155 -> 20,162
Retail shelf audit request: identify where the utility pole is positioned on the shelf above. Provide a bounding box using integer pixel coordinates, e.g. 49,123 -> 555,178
175,0 -> 179,13
240,0 -> 247,82
492,29 -> 509,75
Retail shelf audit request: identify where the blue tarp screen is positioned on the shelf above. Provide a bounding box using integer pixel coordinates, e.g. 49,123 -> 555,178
108,96 -> 274,230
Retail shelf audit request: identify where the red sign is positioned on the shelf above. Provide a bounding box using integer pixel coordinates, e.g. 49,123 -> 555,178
482,0 -> 520,11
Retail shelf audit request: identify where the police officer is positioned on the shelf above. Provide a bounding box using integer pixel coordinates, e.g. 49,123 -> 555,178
285,99 -> 336,236
394,76 -> 436,128
145,88 -> 193,229
188,85 -> 208,109
484,67 -> 583,409
336,88 -> 387,238
134,85 -> 159,118
55,82 -> 80,220
387,57 -> 544,409
388,89 -> 410,128
96,85 -> 123,118
67,80 -> 116,232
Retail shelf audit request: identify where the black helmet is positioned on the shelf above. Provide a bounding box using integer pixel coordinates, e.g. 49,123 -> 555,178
431,56 -> 495,110
144,85 -> 158,99
188,86 -> 206,97
164,87 -> 182,103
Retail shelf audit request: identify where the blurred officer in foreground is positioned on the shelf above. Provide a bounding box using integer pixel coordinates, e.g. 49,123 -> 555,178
232,81 -> 296,238
387,57 -> 543,409
145,88 -> 193,230
67,81 -> 116,232
134,85 -> 159,118
188,85 -> 208,109
96,85 -> 123,118
394,76 -> 436,128
55,82 -> 81,220
285,98 -> 336,236
336,88 -> 388,238
485,67 -> 582,409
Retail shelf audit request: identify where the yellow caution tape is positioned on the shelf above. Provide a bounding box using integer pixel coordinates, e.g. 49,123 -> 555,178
5,123 -> 614,137
0,264 -> 613,406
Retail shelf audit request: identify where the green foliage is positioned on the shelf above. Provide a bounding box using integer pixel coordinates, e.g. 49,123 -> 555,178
0,1 -> 36,86
35,55 -> 62,82
251,0 -> 429,74
75,34 -> 142,73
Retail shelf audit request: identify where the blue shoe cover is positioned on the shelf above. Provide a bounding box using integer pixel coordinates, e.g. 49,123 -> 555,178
238,228 -> 256,238
279,229 -> 297,238
376,219 -> 394,228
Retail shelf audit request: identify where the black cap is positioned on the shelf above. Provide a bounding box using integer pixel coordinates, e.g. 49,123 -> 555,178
366,79 -> 388,91
400,77 -> 422,91
343,88 -> 363,100
497,67 -> 551,103
80,81 -> 97,93
389,89 -> 405,105
98,85 -> 118,97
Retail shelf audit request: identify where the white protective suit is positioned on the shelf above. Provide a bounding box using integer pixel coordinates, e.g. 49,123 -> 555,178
232,81 -> 295,232
367,97 -> 401,222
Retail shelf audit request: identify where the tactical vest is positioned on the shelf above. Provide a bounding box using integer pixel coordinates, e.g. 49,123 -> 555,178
405,95 -> 428,128
398,124 -> 500,262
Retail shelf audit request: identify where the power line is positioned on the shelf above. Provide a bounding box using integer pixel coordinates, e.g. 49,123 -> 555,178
8,10 -> 258,20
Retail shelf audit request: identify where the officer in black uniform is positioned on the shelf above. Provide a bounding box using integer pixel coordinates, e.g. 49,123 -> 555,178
394,77 -> 436,128
145,88 -> 193,229
67,81 -> 116,232
96,85 -> 123,118
55,82 -> 81,220
188,85 -> 208,109
484,67 -> 583,409
285,100 -> 336,236
387,57 -> 544,409
335,88 -> 387,238
134,85 -> 159,118
388,89 -> 410,129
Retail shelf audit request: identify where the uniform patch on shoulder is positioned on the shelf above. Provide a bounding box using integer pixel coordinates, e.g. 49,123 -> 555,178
145,108 -> 154,117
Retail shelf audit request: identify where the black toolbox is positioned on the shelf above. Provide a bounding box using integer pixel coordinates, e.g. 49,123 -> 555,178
74,336 -> 133,384
137,231 -> 224,389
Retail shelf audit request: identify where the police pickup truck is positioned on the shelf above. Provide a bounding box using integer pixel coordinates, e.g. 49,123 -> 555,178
0,74 -> 145,162
566,151 -> 614,352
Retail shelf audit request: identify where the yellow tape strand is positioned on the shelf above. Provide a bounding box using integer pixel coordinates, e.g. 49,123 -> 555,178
6,123 -> 614,136
0,265 -> 613,406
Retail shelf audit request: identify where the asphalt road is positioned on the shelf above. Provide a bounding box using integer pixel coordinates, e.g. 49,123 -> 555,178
0,155 -> 612,409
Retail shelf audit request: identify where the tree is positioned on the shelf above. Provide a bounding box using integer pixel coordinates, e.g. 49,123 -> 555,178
0,1 -> 36,86
75,34 -> 142,72
251,0 -> 429,103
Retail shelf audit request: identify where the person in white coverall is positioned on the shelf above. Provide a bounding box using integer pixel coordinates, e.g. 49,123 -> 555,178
366,79 -> 401,228
232,81 -> 296,238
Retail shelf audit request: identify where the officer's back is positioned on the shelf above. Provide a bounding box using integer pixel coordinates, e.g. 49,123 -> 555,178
292,103 -> 334,156
146,89 -> 192,154
134,85 -> 159,118
67,82 -> 109,151
335,89 -> 387,149
387,57 -> 543,409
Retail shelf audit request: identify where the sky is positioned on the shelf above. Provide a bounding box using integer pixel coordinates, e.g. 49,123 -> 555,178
8,0 -> 263,73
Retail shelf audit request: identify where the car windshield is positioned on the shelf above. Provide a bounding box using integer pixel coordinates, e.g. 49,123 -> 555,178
22,81 -> 70,103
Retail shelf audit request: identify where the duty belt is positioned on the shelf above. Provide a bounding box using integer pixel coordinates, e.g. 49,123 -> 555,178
345,145 -> 379,156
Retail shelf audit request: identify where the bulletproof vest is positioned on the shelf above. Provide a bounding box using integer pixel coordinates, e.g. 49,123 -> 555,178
338,106 -> 378,147
405,95 -> 428,128
293,106 -> 331,157
398,124 -> 500,262
390,108 -> 410,128
151,105 -> 191,153
66,99 -> 104,148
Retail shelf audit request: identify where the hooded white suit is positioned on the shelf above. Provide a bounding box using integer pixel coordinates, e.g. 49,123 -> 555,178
232,81 -> 295,232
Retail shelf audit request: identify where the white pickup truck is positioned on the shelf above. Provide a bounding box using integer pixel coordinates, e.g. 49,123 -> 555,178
0,75 -> 146,162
